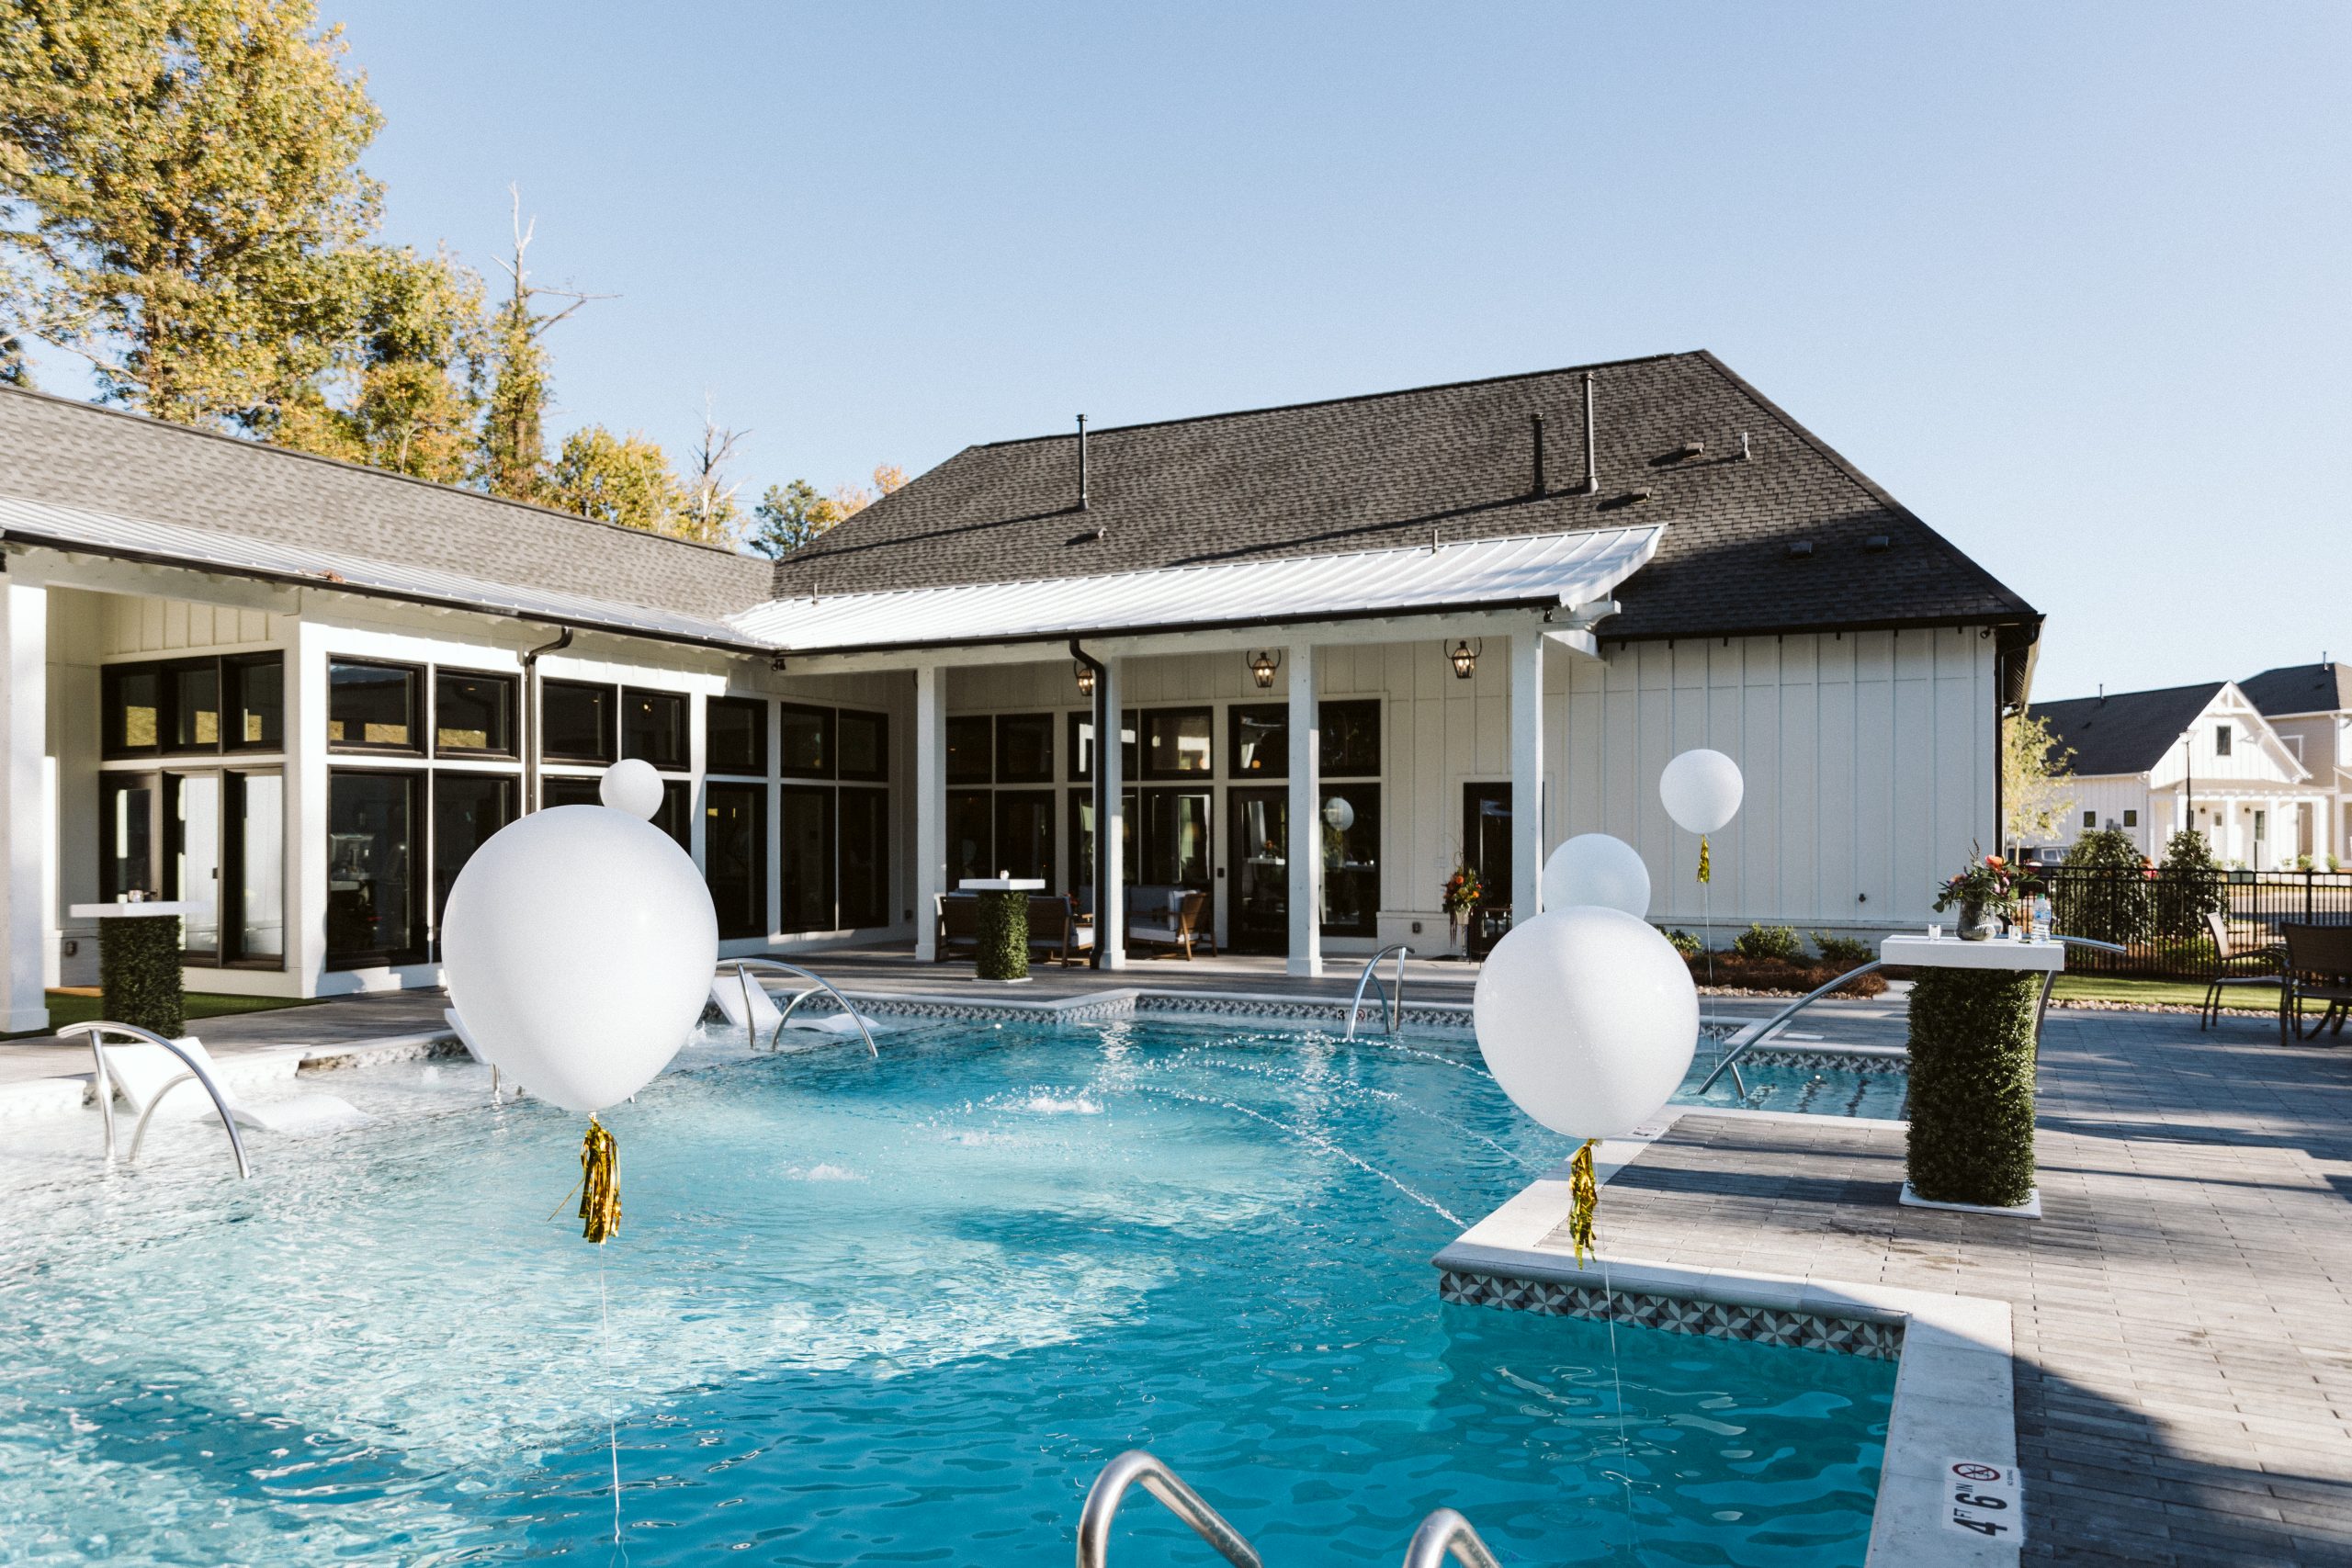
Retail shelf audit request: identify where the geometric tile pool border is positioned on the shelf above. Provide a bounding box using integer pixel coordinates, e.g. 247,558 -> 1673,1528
1438,1266 -> 1905,1359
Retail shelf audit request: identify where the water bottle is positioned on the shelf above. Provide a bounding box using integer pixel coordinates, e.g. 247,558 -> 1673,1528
2033,893 -> 2052,943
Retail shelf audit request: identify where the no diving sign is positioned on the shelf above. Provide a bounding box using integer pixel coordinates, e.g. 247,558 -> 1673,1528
1943,1460 -> 2023,1543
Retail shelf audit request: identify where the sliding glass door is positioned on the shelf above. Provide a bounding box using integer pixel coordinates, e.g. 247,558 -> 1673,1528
102,768 -> 285,967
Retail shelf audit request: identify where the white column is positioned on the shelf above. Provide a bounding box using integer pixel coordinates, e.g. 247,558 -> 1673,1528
913,665 -> 946,961
1510,628 -> 1545,931
1286,644 -> 1321,976
1100,658 -> 1126,970
0,576 -> 50,1032
288,616 -> 332,995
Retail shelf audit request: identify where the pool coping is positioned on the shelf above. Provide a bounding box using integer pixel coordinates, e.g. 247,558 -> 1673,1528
1435,1121 -> 2020,1568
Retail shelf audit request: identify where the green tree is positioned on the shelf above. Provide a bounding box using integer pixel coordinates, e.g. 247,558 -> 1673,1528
541,424 -> 687,535
748,479 -> 842,558
2002,709 -> 2075,852
2054,826 -> 2154,945
0,326 -> 28,386
0,0 -> 383,428
2154,828 -> 2226,941
271,243 -> 485,481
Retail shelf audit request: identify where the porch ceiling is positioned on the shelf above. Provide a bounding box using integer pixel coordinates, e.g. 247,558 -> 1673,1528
728,522 -> 1664,655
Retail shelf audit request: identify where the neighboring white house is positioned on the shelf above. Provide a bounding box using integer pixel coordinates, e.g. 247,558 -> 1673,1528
0,352 -> 2041,1031
2025,681 -> 2334,867
2238,661 -> 2352,869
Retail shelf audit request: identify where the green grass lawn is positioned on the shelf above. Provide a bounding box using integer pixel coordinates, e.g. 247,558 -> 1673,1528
10,989 -> 326,1038
2049,975 -> 2279,1011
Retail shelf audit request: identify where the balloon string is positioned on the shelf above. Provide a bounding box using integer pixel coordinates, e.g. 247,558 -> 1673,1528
598,1248 -> 627,1562
1600,1255 -> 1640,1562
580,1117 -> 622,1244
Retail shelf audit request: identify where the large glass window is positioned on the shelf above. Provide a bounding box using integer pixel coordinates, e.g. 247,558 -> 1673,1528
622,687 -> 687,771
328,660 -> 421,752
541,680 -> 615,764
101,776 -> 156,898
1321,699 -> 1381,776
229,771 -> 285,964
103,768 -> 283,964
435,671 -> 517,757
652,779 -> 692,852
948,789 -> 993,885
837,709 -> 888,782
779,704 -> 834,779
102,666 -> 163,758
432,773 -> 517,923
225,653 -> 283,750
780,785 -> 837,932
1141,789 -> 1211,886
994,790 -> 1056,884
704,782 -> 767,940
996,714 -> 1054,783
1230,705 -> 1287,778
327,770 -> 424,967
839,788 -> 891,928
166,661 -> 220,752
1141,708 -> 1213,779
1068,710 -> 1138,784
105,654 -> 286,757
946,716 -> 993,784
166,772 -> 222,958
707,697 -> 767,775
1319,785 -> 1379,937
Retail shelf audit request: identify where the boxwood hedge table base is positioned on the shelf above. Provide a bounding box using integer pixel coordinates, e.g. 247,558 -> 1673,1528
1899,1181 -> 2043,1219
960,877 -> 1045,984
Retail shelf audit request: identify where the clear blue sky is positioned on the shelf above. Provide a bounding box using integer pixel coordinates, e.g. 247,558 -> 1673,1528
113,6 -> 2352,698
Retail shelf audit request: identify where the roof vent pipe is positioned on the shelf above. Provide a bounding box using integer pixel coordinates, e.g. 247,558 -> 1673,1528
1077,414 -> 1089,512
1531,412 -> 1546,497
1581,372 -> 1599,495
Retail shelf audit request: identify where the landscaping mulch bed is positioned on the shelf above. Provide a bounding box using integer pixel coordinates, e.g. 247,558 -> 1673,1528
1682,955 -> 1887,998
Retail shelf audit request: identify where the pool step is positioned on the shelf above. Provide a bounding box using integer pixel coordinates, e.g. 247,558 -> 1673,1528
1075,1450 -> 1503,1567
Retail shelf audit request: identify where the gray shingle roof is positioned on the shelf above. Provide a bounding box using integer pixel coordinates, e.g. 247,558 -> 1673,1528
2030,683 -> 2225,777
773,351 -> 2039,643
0,384 -> 772,621
2238,661 -> 2351,718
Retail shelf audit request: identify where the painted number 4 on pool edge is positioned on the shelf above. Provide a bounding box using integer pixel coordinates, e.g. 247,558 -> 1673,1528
1943,1460 -> 2023,1544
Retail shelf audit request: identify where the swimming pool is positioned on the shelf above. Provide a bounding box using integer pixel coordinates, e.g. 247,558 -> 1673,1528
0,1019 -> 1893,1565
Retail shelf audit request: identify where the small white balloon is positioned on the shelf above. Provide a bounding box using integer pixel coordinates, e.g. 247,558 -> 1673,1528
1473,905 -> 1698,1141
1543,833 -> 1652,918
1659,749 -> 1744,835
600,757 -> 666,820
441,805 -> 717,1113
1322,795 -> 1356,832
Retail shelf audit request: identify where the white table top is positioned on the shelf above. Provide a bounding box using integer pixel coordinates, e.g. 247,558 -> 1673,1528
68,901 -> 196,918
1881,933 -> 2064,973
958,878 -> 1046,892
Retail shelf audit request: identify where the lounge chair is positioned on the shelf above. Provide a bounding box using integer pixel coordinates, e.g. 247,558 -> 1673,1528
709,970 -> 882,1044
2199,910 -> 2279,1031
96,1033 -> 367,1163
1127,886 -> 1216,960
2280,922 -> 2352,1044
1028,893 -> 1096,966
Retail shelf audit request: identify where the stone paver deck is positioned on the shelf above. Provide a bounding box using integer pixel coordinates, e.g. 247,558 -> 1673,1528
1531,1006 -> 2352,1565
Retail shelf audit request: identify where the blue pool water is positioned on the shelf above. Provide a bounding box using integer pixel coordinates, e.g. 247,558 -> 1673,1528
0,1020 -> 1893,1565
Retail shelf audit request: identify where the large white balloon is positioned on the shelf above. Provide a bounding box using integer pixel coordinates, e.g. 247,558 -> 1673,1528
441,805 -> 717,1113
1473,905 -> 1698,1141
599,758 -> 665,820
1659,749 -> 1744,835
1322,795 -> 1356,832
1542,833 -> 1652,918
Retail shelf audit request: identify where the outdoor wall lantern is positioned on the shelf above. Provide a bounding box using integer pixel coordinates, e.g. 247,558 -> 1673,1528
1449,638 -> 1482,680
1073,660 -> 1096,697
1246,649 -> 1283,689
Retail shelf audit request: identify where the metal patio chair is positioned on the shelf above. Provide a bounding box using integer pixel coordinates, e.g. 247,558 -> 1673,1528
2278,921 -> 2352,1044
2199,909 -> 2280,1031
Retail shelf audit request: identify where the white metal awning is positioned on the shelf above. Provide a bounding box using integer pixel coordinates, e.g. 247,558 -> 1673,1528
730,524 -> 1665,654
0,496 -> 763,650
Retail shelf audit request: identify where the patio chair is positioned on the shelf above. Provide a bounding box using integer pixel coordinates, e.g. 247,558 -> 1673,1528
2280,922 -> 2352,1044
1128,887 -> 1216,960
1027,893 -> 1096,966
96,1032 -> 367,1162
934,892 -> 981,961
2199,910 -> 2279,1031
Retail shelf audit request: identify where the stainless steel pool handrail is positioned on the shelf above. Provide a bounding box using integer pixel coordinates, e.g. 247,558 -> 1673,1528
1691,959 -> 1884,1098
61,1021 -> 253,1179
1345,942 -> 1413,1041
1076,1450 -> 1261,1568
721,958 -> 877,1057
1401,1508 -> 1504,1568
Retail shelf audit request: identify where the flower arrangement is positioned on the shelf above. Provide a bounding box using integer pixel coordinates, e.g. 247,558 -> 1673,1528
1933,850 -> 2041,937
1442,865 -> 1484,923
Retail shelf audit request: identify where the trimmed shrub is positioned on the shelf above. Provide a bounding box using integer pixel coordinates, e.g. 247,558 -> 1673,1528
2154,829 -> 2226,940
974,892 -> 1030,981
1905,967 -> 2041,1207
1658,927 -> 1702,959
1813,931 -> 1876,967
99,915 -> 185,1037
1732,923 -> 1805,963
2054,828 -> 2154,945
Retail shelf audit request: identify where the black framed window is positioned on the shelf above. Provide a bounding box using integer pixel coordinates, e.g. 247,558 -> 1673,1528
1067,710 -> 1139,784
102,666 -> 163,758
540,774 -> 602,808
1319,784 -> 1379,937
1320,699 -> 1380,776
326,768 -> 424,967
224,769 -> 285,964
1230,705 -> 1287,778
779,703 -> 835,779
101,776 -> 157,898
707,697 -> 767,775
2214,724 -> 2233,757
224,653 -> 283,750
432,773 -> 517,923
994,790 -> 1056,883
1141,707 -> 1213,779
327,660 -> 422,753
542,680 -> 615,764
948,789 -> 993,885
946,716 -> 993,784
653,780 -> 692,852
435,671 -> 517,757
1068,789 -> 1094,899
837,708 -> 888,782
164,771 -> 224,958
1140,788 -> 1211,886
622,688 -> 688,771
165,660 -> 220,752
840,787 -> 890,928
780,784 -> 837,932
996,714 -> 1054,783
705,781 -> 768,940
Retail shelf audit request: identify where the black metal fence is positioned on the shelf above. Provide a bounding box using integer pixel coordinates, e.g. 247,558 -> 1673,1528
2039,865 -> 2352,979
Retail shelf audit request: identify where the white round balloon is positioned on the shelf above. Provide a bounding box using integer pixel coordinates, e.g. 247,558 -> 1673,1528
1473,905 -> 1698,1141
1542,833 -> 1652,918
599,757 -> 666,820
1322,795 -> 1356,832
441,805 -> 718,1113
1659,749 -> 1744,835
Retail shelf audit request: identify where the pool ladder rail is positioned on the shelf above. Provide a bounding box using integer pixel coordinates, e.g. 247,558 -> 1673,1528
719,957 -> 878,1057
1076,1450 -> 1502,1568
62,1020 -> 254,1179
1344,942 -> 1414,1041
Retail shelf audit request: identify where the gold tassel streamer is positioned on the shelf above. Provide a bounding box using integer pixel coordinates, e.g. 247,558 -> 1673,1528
1567,1139 -> 1599,1264
579,1116 -> 622,1245
1697,834 -> 1712,885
